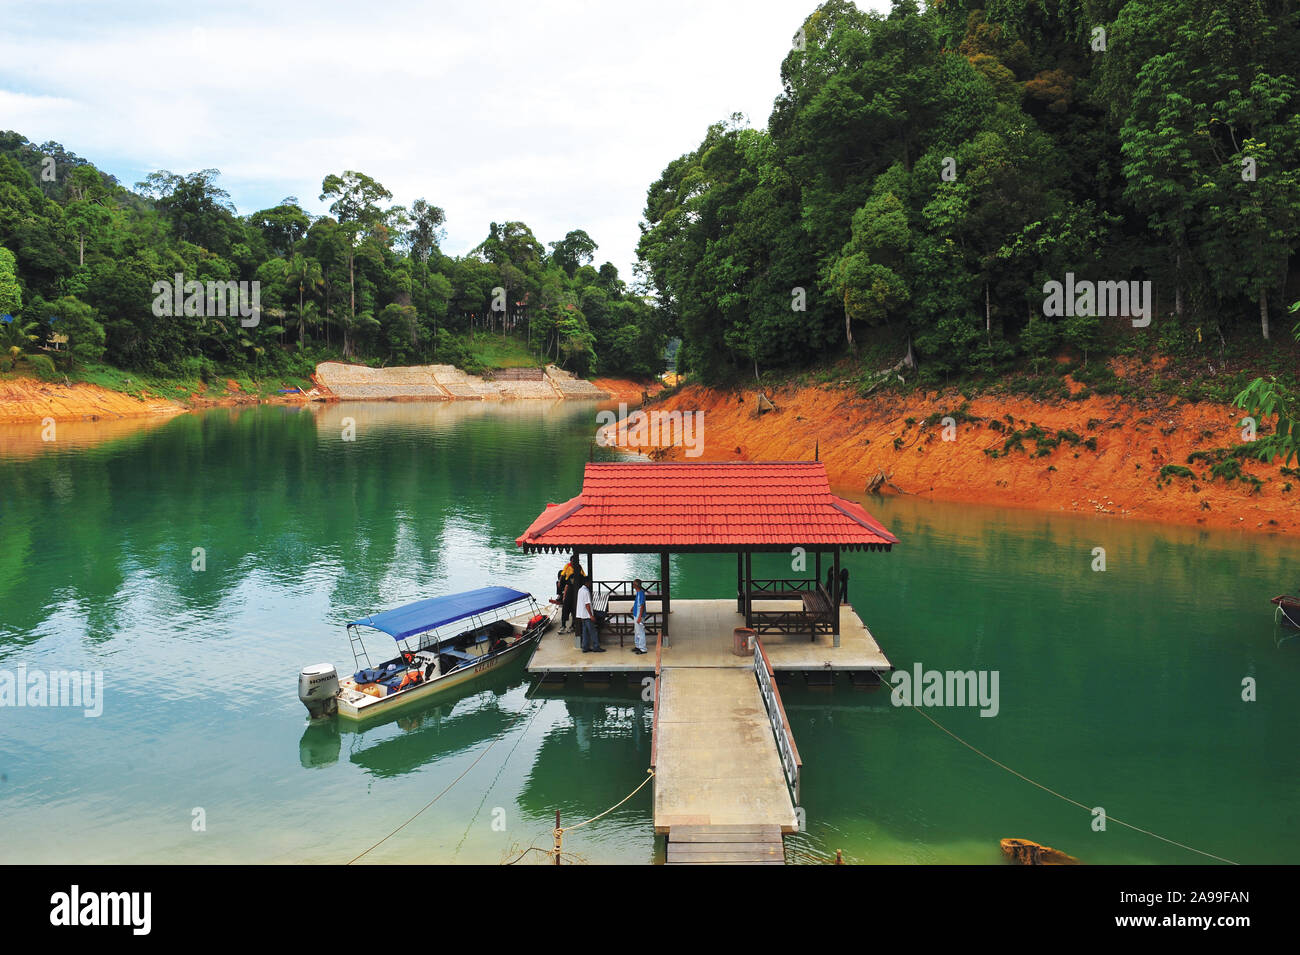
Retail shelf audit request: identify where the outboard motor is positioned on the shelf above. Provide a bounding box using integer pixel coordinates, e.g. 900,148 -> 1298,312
299,663 -> 339,718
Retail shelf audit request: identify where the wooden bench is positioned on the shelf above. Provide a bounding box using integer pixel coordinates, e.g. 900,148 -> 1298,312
749,588 -> 835,642
800,590 -> 836,641
600,597 -> 661,647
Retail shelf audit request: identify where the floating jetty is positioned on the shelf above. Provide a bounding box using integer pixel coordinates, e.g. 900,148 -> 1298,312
527,600 -> 889,674
517,462 -> 897,862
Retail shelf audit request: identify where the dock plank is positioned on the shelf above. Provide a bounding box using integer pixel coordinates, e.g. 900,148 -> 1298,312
670,826 -> 782,842
667,843 -> 784,858
665,823 -> 787,865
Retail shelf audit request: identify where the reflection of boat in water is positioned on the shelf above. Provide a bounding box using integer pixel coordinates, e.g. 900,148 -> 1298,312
299,720 -> 342,769
298,586 -> 555,721
350,663 -> 528,777
1272,594 -> 1300,630
1000,837 -> 1079,865
297,657 -> 528,772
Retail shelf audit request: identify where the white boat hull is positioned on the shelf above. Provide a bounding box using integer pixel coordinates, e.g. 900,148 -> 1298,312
334,604 -> 556,721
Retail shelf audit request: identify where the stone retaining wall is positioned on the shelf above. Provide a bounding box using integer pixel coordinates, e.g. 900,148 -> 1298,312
315,361 -> 609,401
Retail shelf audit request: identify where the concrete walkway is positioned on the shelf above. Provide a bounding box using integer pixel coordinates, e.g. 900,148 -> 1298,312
653,667 -> 798,834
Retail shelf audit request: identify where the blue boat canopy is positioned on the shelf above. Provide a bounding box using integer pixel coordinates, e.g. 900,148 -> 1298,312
349,586 -> 531,641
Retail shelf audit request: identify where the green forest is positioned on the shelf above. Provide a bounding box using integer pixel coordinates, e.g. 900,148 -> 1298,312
2,0 -> 1299,412
640,0 -> 1300,387
0,144 -> 666,383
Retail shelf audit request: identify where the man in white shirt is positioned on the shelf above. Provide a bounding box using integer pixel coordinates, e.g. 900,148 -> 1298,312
575,573 -> 605,653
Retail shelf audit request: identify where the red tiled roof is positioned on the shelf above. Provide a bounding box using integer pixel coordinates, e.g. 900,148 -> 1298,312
515,462 -> 898,552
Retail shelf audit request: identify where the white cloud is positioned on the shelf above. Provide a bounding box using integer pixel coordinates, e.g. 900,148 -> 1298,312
0,0 -> 892,277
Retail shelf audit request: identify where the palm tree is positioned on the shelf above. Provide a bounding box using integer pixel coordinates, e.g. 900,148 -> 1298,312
1,319 -> 56,375
286,254 -> 324,344
290,300 -> 321,346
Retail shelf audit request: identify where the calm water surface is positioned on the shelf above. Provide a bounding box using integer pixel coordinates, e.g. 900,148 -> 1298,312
1,401 -> 1297,864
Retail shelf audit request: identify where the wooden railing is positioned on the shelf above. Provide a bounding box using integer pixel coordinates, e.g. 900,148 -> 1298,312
593,579 -> 661,599
753,638 -> 802,804
747,578 -> 819,599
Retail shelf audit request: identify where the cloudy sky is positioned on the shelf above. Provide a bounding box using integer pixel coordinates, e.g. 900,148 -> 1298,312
0,0 -> 889,279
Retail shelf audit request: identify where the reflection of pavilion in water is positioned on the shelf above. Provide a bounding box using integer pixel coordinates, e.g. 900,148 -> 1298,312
563,693 -> 651,756
514,689 -> 655,835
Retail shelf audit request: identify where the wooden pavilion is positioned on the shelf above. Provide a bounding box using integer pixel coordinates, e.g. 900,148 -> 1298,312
516,461 -> 897,648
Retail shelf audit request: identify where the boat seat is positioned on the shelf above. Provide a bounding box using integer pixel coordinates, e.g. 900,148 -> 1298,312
353,663 -> 403,684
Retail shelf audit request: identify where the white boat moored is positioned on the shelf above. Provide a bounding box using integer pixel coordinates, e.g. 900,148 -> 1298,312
299,586 -> 556,721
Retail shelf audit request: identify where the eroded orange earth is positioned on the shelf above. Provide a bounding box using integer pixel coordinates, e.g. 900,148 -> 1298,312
0,378 -> 185,457
592,377 -> 666,404
619,382 -> 1300,537
0,377 -> 185,424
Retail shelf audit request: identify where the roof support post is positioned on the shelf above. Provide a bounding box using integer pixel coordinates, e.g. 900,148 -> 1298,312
660,551 -> 671,641
744,551 -> 753,629
737,551 -> 744,613
815,548 -> 822,593
832,546 -> 841,648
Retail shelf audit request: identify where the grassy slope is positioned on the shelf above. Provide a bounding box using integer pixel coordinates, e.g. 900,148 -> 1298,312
462,330 -> 547,369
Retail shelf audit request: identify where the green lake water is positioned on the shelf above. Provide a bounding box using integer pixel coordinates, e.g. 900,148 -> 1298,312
1,401 -> 1297,864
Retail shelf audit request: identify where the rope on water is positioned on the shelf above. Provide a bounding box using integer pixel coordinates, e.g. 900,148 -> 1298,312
897,699 -> 1239,865
451,701 -> 548,859
345,708 -> 531,865
560,768 -> 655,833
500,768 -> 656,865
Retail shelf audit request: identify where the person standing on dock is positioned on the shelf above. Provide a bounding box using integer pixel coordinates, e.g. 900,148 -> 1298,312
839,567 -> 849,604
558,552 -> 580,632
575,572 -> 604,653
631,578 -> 648,654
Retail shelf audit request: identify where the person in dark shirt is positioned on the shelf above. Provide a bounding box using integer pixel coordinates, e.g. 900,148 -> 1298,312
839,567 -> 849,604
558,552 -> 580,632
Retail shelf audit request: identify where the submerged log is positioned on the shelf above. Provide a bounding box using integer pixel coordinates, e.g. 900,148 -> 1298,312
1000,837 -> 1080,865
866,470 -> 907,496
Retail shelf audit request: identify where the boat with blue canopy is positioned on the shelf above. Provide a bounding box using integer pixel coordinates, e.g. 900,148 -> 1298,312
298,586 -> 556,720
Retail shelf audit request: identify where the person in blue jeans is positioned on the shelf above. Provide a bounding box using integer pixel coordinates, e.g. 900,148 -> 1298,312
631,578 -> 648,654
575,573 -> 604,653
